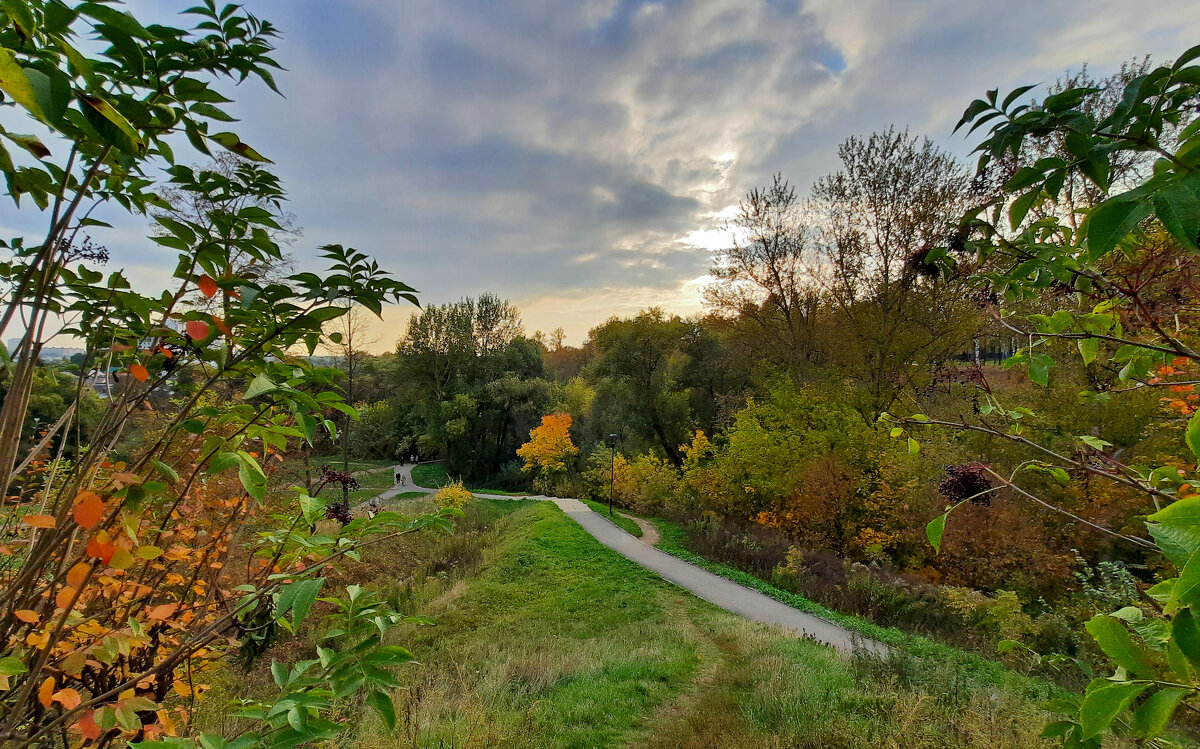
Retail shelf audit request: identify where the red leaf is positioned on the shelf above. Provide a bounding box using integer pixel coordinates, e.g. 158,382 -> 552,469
129,364 -> 149,382
185,320 -> 210,340
76,711 -> 101,740
197,274 -> 218,298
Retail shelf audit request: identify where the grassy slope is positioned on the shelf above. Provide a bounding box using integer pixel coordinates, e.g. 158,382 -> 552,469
410,462 -> 450,488
346,500 -> 1051,749
580,498 -> 643,537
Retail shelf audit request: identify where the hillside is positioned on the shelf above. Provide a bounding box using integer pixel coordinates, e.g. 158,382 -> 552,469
332,500 -> 1048,748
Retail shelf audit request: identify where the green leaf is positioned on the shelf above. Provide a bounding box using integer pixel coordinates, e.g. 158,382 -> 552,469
1132,686 -> 1189,739
151,460 -> 179,482
25,68 -> 70,124
79,94 -> 145,155
181,418 -> 205,435
1154,182 -> 1200,251
2,0 -> 37,39
907,437 -> 919,455
926,504 -> 959,554
0,655 -> 27,676
1147,522 -> 1200,568
1187,410 -> 1200,469
209,132 -> 272,163
366,690 -> 396,731
1079,681 -> 1148,740
1077,337 -> 1099,365
1028,353 -> 1054,386
1077,435 -> 1111,450
1086,197 -> 1151,259
235,452 -> 266,501
278,578 -> 324,628
1169,546 -> 1200,614
0,47 -> 44,120
1009,189 -> 1040,229
1173,608 -> 1200,672
1084,615 -> 1153,678
244,373 -> 276,400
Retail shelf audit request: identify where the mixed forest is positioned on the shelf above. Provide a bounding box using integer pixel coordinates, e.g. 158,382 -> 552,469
2,1 -> 1200,747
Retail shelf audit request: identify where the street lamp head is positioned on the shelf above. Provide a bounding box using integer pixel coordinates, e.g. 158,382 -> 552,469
607,433 -> 618,448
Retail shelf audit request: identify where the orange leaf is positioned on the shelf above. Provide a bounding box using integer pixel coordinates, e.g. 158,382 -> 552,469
129,364 -> 149,382
23,514 -> 56,529
52,688 -> 81,710
76,711 -> 101,740
67,562 -> 90,588
197,274 -> 218,299
14,609 -> 39,624
72,492 -> 105,529
38,677 -> 54,708
212,316 -> 230,336
185,320 -> 210,340
110,342 -> 133,352
86,537 -> 115,564
56,586 -> 76,610
147,603 -> 178,620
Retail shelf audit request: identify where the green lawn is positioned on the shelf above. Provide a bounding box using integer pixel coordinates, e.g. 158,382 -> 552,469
343,501 -> 1051,749
581,498 -> 643,537
410,461 -> 450,488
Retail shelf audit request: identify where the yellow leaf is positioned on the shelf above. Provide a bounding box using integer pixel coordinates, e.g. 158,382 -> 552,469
107,548 -> 134,570
137,546 -> 163,560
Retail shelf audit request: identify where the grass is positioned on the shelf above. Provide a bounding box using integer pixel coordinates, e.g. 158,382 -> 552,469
338,500 -> 1053,748
581,498 -> 643,537
410,462 -> 450,488
470,487 -> 530,496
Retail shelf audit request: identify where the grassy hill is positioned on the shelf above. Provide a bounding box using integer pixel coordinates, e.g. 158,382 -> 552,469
335,499 -> 1050,748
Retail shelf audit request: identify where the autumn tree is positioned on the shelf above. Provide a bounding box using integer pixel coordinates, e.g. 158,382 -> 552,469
516,412 -> 579,492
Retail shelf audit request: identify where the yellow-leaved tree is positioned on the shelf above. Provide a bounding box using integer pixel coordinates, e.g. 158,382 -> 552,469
517,413 -> 579,493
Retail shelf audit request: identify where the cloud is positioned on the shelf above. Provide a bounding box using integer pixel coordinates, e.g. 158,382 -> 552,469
14,0 -> 1200,352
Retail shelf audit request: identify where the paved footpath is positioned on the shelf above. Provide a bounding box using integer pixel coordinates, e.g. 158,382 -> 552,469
366,464 -> 883,654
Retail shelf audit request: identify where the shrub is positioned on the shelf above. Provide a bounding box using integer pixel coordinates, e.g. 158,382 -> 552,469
435,479 -> 474,510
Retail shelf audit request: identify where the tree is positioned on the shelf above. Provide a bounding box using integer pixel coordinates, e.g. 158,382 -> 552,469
588,309 -> 691,466
705,174 -> 819,372
898,46 -> 1200,745
810,127 -> 979,419
517,412 -> 578,489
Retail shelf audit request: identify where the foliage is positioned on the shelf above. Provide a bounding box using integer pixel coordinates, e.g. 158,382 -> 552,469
517,412 -> 577,473
433,479 -> 472,511
0,3 -> 444,746
903,45 -> 1200,745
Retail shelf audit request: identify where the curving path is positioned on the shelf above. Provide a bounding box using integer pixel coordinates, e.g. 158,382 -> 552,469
366,463 -> 882,654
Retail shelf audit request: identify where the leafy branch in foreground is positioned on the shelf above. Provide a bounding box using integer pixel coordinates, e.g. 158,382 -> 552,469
894,45 -> 1200,746
0,2 -> 433,746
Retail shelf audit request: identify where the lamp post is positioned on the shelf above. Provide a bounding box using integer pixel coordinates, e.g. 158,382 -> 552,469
607,433 -> 618,517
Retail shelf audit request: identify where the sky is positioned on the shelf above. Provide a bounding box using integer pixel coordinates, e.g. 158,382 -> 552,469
9,1 -> 1200,351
